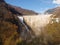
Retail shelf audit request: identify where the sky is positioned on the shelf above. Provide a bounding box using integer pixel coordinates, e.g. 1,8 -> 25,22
5,0 -> 60,13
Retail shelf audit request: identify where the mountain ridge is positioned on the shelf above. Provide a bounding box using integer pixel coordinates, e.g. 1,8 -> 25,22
45,7 -> 60,17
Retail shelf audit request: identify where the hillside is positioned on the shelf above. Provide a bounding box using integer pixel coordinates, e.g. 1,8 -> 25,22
10,5 -> 38,15
0,0 -> 33,45
45,7 -> 60,17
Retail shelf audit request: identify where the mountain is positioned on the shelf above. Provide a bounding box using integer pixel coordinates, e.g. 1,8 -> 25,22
10,5 -> 38,15
0,0 -> 34,45
45,7 -> 60,17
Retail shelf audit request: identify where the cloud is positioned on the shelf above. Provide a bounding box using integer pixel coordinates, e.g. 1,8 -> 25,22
53,0 -> 60,4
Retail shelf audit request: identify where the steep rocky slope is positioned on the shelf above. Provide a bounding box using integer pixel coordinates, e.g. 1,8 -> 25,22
0,0 -> 31,45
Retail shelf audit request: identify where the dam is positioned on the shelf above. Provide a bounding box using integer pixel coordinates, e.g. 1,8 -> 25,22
17,14 -> 53,36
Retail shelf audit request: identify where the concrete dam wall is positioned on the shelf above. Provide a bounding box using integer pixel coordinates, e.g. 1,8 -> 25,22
18,14 -> 52,36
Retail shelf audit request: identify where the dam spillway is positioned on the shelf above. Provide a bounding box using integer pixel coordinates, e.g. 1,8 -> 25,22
17,14 -> 52,36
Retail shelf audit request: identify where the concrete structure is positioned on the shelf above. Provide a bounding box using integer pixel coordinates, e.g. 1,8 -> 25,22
17,14 -> 53,36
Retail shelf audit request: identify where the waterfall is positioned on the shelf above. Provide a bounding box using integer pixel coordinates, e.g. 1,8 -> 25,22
17,16 -> 35,40
17,16 -> 30,32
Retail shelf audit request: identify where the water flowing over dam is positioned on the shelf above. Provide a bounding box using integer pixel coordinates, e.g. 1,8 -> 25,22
18,16 -> 33,40
18,14 -> 52,36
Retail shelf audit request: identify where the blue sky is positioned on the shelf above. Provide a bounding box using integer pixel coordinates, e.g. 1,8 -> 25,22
5,0 -> 60,13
